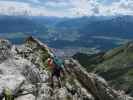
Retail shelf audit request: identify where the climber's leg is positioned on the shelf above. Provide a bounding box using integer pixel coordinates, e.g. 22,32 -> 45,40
51,73 -> 54,89
57,76 -> 61,88
55,70 -> 62,88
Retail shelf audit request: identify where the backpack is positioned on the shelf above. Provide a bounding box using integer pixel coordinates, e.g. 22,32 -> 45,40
53,57 -> 64,69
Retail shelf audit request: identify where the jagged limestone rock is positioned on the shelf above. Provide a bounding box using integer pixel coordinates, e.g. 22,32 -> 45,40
73,41 -> 133,97
36,83 -> 52,100
0,38 -> 133,100
0,59 -> 25,96
16,36 -> 51,71
15,94 -> 35,100
65,59 -> 133,100
0,39 -> 11,62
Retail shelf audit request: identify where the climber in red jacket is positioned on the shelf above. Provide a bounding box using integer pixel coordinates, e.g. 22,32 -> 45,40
47,56 -> 65,88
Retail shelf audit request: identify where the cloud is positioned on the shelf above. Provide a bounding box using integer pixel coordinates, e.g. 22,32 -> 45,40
0,0 -> 132,17
99,0 -> 133,16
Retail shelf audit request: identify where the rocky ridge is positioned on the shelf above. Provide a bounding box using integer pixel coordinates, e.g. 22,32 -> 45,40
0,37 -> 132,100
73,41 -> 133,97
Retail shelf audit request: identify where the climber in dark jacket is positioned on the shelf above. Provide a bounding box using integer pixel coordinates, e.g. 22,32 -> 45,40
47,56 -> 65,88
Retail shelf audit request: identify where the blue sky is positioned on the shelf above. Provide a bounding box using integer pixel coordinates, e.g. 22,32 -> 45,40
0,0 -> 132,17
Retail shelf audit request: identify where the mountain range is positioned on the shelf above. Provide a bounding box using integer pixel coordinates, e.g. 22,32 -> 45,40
0,15 -> 133,55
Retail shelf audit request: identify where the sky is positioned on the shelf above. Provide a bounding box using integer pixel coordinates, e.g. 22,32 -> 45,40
0,0 -> 132,17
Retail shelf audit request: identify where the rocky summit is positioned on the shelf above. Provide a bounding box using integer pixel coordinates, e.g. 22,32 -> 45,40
0,37 -> 132,100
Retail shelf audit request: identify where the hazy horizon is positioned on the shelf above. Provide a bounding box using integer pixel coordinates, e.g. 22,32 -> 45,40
0,0 -> 132,17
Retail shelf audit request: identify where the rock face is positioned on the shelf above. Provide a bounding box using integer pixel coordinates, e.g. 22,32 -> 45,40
94,41 -> 133,96
0,37 -> 132,100
0,39 -> 11,62
65,59 -> 133,100
73,41 -> 133,97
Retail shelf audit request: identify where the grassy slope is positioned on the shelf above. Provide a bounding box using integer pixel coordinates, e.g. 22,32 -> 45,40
73,42 -> 133,96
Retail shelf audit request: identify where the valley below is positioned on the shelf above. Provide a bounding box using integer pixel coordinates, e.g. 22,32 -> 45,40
0,15 -> 133,56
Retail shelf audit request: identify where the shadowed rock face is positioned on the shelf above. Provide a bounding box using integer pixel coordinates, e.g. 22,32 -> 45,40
0,37 -> 132,100
73,41 -> 133,97
65,59 -> 133,100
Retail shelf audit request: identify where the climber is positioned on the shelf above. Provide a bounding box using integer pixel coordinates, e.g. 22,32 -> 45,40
47,55 -> 65,88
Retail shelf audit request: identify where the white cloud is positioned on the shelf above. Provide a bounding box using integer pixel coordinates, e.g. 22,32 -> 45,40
98,0 -> 133,16
0,0 -> 132,17
0,1 -> 68,16
70,0 -> 100,16
45,1 -> 69,8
